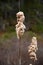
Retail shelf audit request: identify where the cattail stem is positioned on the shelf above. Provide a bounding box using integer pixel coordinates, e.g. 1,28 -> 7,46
18,0 -> 20,11
18,37 -> 22,65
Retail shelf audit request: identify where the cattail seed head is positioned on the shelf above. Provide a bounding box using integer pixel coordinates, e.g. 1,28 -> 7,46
16,11 -> 26,39
28,36 -> 38,61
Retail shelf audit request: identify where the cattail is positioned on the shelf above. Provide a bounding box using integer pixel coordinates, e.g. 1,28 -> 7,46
16,11 -> 26,39
28,36 -> 38,61
16,11 -> 26,65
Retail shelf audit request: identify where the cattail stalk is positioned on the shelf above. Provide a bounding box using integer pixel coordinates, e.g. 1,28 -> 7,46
28,37 -> 38,65
18,38 -> 22,65
16,11 -> 26,65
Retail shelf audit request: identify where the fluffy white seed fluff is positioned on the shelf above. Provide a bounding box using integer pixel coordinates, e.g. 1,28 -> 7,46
29,64 -> 32,65
16,11 -> 25,23
29,52 -> 37,61
16,22 -> 26,39
28,36 -> 38,61
16,11 -> 26,39
31,37 -> 38,50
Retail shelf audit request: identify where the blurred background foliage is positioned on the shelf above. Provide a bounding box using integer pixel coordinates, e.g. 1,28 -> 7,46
0,0 -> 43,33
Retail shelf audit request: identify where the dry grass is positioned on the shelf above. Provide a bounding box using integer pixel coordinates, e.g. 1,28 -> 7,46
0,31 -> 43,65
